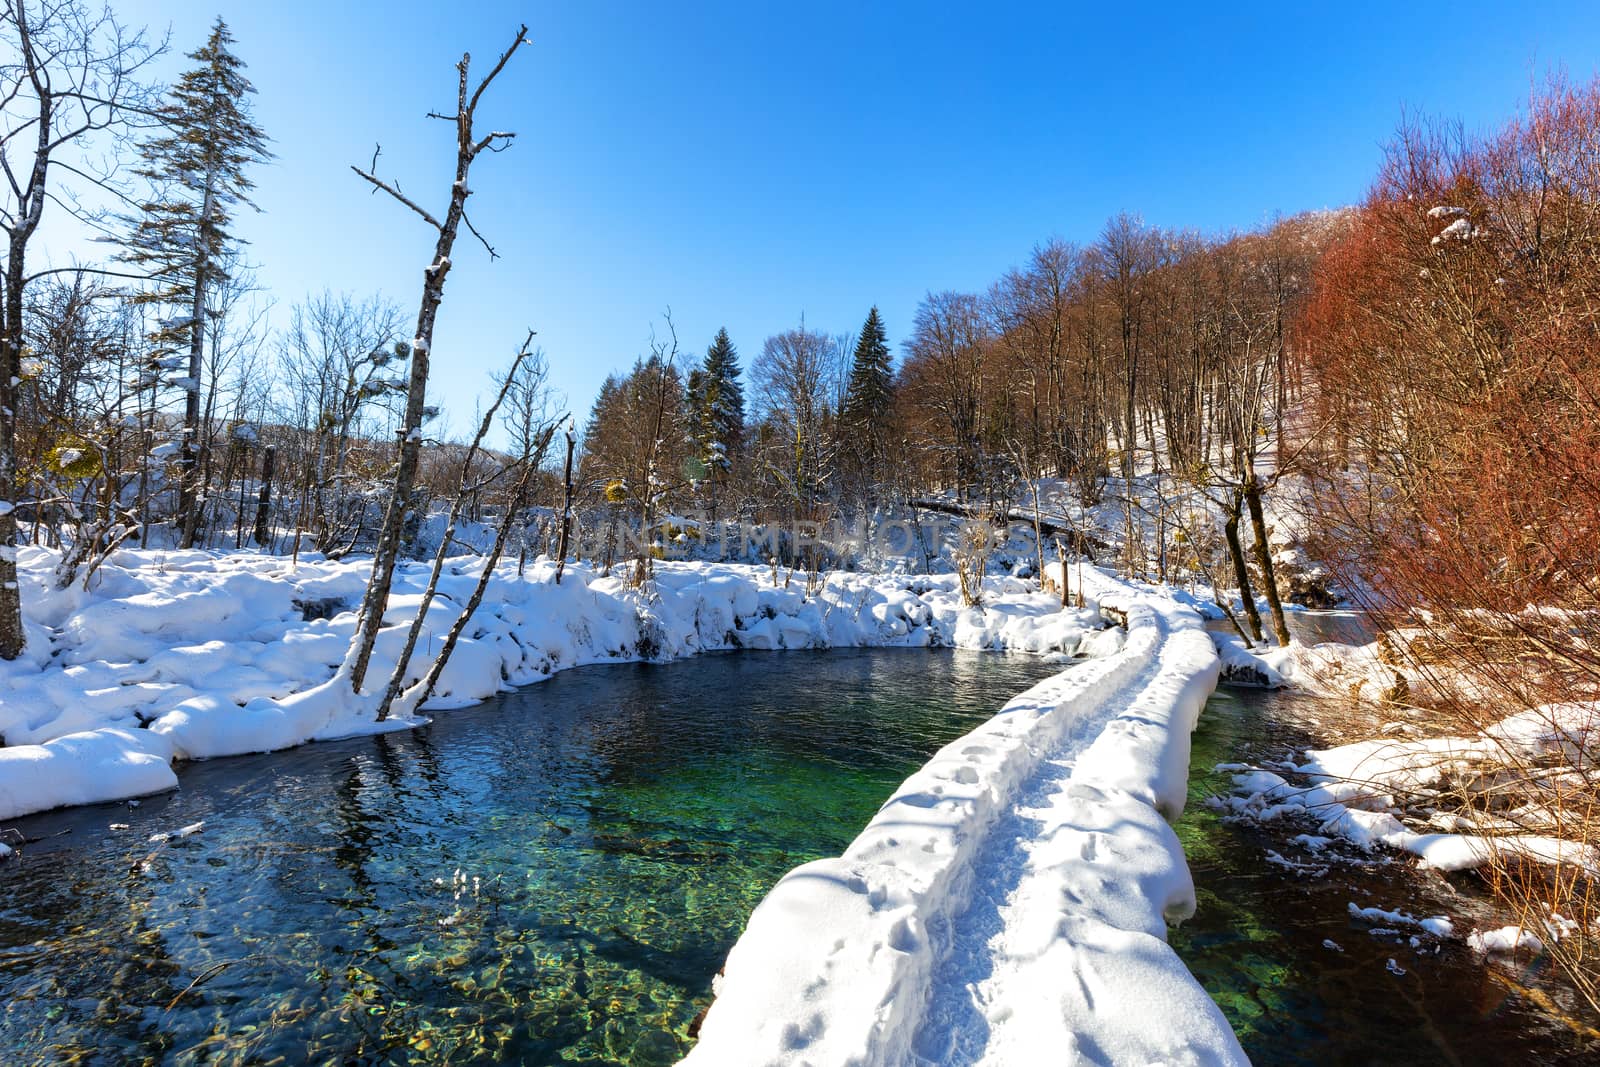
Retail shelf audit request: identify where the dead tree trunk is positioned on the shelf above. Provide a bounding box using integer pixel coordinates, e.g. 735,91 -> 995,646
393,459 -> 538,719
0,228 -> 29,659
253,447 -> 275,547
1245,475 -> 1290,646
233,459 -> 247,547
344,25 -> 528,693
1223,489 -> 1264,643
376,338 -> 530,721
554,420 -> 575,584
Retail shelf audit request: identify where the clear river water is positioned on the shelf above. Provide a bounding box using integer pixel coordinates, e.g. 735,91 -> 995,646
0,642 -> 1594,1064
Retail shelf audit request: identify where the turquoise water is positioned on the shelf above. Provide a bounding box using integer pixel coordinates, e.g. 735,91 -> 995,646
0,649 -> 1059,1065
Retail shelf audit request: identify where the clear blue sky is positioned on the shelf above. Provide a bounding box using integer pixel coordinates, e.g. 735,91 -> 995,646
94,1 -> 1600,437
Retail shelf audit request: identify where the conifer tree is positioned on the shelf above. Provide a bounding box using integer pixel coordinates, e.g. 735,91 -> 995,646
584,373 -> 623,456
581,357 -> 690,499
122,18 -> 270,547
840,306 -> 894,495
687,327 -> 744,519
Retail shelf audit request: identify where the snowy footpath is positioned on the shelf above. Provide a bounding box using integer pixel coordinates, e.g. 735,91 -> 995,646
684,567 -> 1244,1067
0,546 -> 1098,821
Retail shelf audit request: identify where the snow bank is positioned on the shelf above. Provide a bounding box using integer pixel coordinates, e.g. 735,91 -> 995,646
1205,623 -> 1418,701
0,548 -> 1099,819
0,727 -> 176,820
1212,630 -> 1292,688
1485,701 -> 1600,761
685,569 -> 1239,1066
1218,712 -> 1600,875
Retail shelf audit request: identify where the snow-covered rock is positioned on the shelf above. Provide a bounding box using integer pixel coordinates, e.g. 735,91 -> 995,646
1468,925 -> 1543,955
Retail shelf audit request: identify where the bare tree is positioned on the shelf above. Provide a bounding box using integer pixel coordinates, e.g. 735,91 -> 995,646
182,261 -> 270,547
632,314 -> 683,587
1096,213 -> 1155,579
751,319 -> 834,529
343,24 -> 528,693
0,0 -> 161,658
900,291 -> 992,496
279,290 -> 406,552
495,344 -> 559,573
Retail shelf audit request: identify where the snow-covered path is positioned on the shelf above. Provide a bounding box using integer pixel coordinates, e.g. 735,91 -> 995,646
910,603 -> 1239,1065
684,576 -> 1245,1066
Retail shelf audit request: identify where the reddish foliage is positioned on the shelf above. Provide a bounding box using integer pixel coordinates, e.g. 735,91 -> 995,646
1299,78 -> 1600,636
1296,80 -> 1600,1005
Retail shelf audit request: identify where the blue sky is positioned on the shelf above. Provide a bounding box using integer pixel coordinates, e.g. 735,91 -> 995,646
86,1 -> 1600,437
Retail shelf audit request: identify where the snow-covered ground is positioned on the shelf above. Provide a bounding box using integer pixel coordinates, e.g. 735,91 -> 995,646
684,566 -> 1242,1066
0,545 -> 1101,821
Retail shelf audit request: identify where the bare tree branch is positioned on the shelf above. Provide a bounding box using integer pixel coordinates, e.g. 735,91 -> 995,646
461,209 -> 496,259
466,25 -> 529,121
349,163 -> 442,230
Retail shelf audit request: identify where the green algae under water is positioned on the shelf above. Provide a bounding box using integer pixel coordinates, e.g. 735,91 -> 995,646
0,649 -> 1059,1066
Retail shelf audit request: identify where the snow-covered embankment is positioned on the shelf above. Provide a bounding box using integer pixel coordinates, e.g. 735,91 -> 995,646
0,548 -> 1096,821
684,570 -> 1245,1066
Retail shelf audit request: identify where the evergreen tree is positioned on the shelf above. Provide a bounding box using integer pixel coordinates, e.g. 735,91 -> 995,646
840,306 -> 894,495
583,373 -> 623,460
687,327 -> 744,516
122,18 -> 270,546
699,327 -> 745,466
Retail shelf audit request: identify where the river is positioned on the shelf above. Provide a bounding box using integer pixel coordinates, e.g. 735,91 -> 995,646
0,638 -> 1592,1064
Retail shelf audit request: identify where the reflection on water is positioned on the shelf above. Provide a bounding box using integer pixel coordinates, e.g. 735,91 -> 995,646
1173,684 -> 1600,1065
1284,609 -> 1378,647
0,649 -> 1058,1065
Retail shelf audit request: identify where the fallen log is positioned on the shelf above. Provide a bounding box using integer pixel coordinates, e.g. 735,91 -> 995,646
907,497 -> 1107,560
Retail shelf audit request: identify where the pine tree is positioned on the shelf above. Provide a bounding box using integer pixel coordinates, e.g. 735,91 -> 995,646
687,327 -> 744,518
840,307 -> 894,496
583,373 -> 623,459
121,19 -> 270,547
